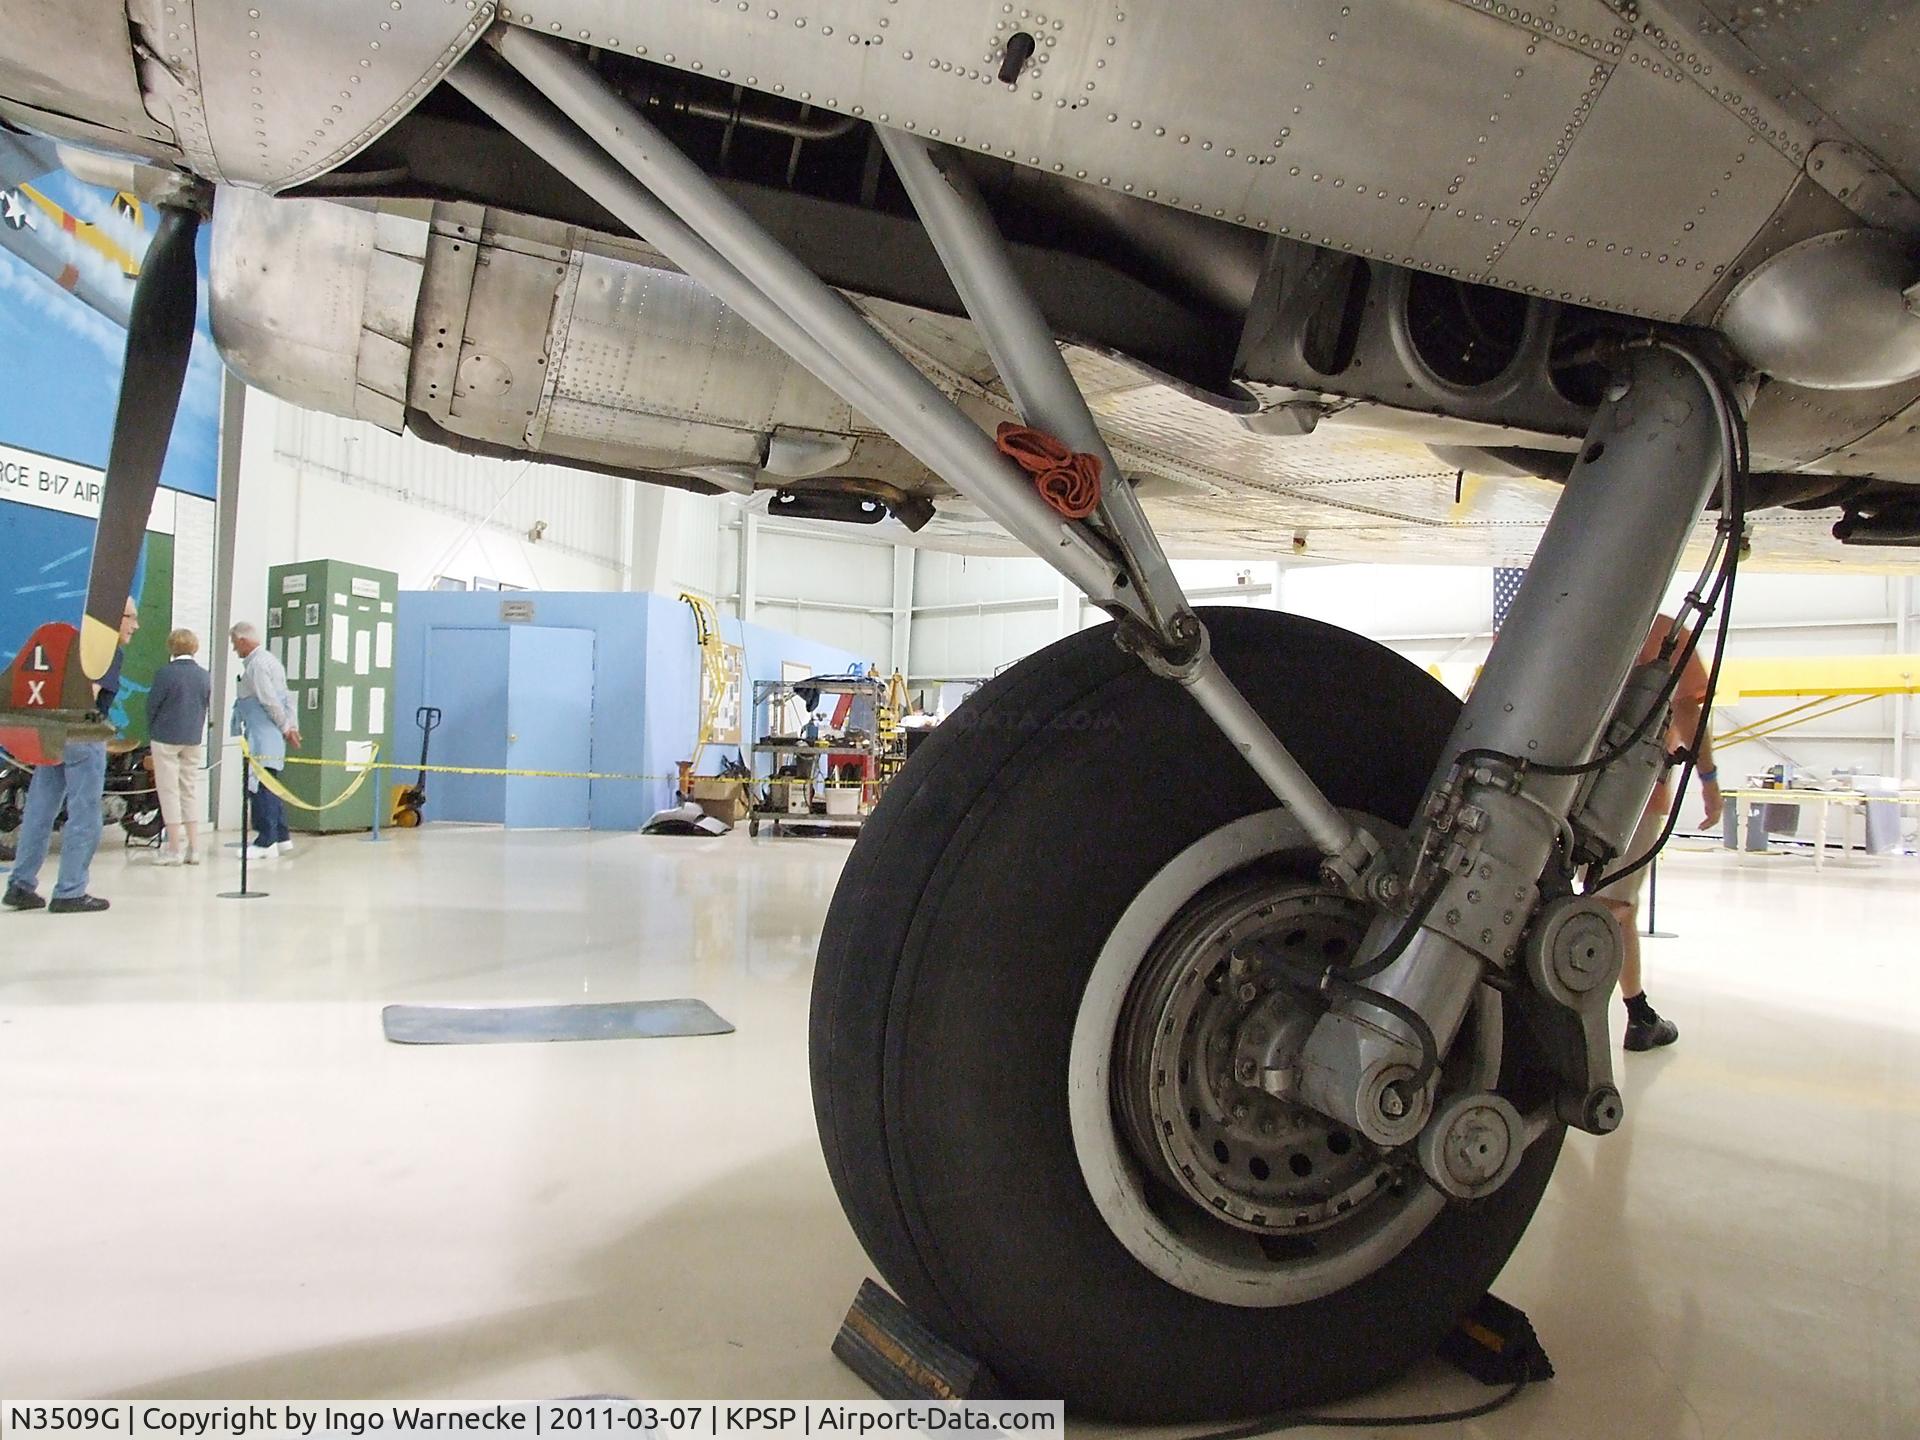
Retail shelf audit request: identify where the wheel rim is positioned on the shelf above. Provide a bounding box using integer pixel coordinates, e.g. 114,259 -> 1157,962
1112,878 -> 1397,1236
1069,809 -> 1498,1307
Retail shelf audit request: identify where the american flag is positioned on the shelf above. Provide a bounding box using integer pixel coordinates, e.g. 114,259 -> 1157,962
1492,567 -> 1527,634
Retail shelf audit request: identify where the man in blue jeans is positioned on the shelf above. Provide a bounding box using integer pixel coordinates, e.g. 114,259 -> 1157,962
4,599 -> 139,914
229,621 -> 301,858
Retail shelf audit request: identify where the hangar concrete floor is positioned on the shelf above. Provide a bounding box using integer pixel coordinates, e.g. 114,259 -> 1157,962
1,829 -> 1915,1438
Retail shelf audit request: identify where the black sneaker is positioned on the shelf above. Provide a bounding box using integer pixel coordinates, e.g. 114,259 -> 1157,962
47,895 -> 110,914
3,882 -> 46,911
1624,1014 -> 1679,1051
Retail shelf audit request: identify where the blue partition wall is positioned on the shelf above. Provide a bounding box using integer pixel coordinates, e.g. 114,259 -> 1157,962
391,591 -> 865,829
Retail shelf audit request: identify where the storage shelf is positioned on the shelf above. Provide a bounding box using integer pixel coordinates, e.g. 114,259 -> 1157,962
752,741 -> 876,754
746,676 -> 902,838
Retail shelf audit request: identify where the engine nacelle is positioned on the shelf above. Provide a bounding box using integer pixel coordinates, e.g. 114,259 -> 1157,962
208,187 -> 931,519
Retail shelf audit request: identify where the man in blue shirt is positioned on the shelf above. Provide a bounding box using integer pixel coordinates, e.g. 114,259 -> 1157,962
4,598 -> 138,914
229,621 -> 301,857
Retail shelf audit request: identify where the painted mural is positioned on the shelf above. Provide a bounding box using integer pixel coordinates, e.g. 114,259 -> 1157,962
0,138 -> 222,743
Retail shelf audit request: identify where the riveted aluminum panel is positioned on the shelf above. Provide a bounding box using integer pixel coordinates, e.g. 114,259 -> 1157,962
530,249 -> 855,466
409,208 -> 487,422
421,226 -> 861,468
448,238 -> 568,445
855,301 -> 1003,396
1806,396 -> 1920,484
1488,29 -> 1802,318
492,1 -> 1603,271
135,0 -> 496,190
1706,0 -> 1920,196
1747,378 -> 1920,473
0,0 -> 173,144
359,327 -> 414,404
551,255 -> 846,432
539,396 -> 768,467
501,0 -> 1821,320
127,0 -> 219,177
212,181 -> 1920,570
356,333 -> 413,430
1629,1 -> 1820,166
525,251 -> 584,448
1686,171 -> 1860,325
211,189 -> 425,426
363,247 -> 429,348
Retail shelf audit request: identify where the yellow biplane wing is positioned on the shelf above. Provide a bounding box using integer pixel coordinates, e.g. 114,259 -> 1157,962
1715,655 -> 1920,700
1713,654 -> 1920,751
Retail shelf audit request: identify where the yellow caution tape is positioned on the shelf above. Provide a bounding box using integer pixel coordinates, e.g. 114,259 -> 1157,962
272,753 -> 690,782
266,754 -> 883,786
239,738 -> 382,812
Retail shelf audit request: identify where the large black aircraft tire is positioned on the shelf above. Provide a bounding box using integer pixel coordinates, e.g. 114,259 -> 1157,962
811,608 -> 1562,1419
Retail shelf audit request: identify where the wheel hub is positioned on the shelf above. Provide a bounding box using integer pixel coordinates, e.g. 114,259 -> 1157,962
1114,876 -> 1395,1235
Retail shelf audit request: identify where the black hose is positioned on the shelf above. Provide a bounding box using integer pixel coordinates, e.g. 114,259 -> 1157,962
1451,344 -> 1745,786
1184,1374 -> 1530,1440
1451,553 -> 1728,786
1235,347 -> 1745,1161
1335,343 -> 1747,1112
1590,432 -> 1745,891
1331,871 -> 1448,985
1324,977 -> 1443,1096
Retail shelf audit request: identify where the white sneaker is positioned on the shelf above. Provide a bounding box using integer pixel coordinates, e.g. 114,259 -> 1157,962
152,851 -> 184,867
245,845 -> 277,860
184,850 -> 201,866
276,841 -> 295,857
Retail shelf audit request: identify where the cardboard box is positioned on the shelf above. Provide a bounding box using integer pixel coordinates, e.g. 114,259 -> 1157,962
690,776 -> 750,823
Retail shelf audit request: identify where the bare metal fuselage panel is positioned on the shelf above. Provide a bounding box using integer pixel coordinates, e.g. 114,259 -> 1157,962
4,0 -> 1920,566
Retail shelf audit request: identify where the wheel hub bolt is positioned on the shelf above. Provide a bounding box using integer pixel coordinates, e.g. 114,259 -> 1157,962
1237,981 -> 1259,1003
1380,1083 -> 1408,1119
1235,1057 -> 1258,1083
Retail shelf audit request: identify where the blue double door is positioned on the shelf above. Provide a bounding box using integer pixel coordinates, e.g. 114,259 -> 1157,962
421,625 -> 597,828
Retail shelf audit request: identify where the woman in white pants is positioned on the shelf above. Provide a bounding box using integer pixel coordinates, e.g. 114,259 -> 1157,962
145,629 -> 213,865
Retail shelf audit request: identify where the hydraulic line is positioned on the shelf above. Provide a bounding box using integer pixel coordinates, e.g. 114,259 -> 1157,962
1295,342 -> 1746,1133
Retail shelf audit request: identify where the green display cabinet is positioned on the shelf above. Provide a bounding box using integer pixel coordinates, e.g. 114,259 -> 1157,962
265,560 -> 398,833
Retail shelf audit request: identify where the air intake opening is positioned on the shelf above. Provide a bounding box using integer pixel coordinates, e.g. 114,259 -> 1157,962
1300,255 -> 1372,378
1404,273 -> 1528,387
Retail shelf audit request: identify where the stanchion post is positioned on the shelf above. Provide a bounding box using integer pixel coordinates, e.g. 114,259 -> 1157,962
219,747 -> 268,900
1643,855 -> 1675,940
367,762 -> 384,844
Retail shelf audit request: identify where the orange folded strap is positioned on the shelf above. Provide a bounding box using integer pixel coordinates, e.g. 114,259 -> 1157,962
994,422 -> 1103,520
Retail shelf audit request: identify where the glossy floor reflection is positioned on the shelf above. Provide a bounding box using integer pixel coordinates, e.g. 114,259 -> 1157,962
1,830 -> 1914,1438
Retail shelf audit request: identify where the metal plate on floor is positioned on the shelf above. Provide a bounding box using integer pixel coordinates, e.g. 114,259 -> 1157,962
382,999 -> 735,1045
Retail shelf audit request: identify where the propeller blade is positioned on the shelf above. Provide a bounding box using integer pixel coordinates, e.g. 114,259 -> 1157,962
79,201 -> 202,681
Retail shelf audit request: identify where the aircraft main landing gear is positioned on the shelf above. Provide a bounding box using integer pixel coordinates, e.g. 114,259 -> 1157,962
452,30 -> 1742,1418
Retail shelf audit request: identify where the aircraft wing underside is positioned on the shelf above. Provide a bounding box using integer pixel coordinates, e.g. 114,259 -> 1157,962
866,307 -> 1895,571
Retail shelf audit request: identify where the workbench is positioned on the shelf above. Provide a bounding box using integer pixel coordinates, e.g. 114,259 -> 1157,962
1723,787 -> 1920,871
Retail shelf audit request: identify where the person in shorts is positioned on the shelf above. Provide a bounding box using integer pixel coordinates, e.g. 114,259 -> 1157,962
1594,614 -> 1722,1051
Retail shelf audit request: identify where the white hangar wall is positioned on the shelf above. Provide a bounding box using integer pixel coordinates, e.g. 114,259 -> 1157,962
228,393 -> 1916,788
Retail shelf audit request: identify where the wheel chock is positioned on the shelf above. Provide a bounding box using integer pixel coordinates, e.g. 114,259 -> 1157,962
1436,1292 -> 1555,1386
832,1279 -> 1005,1402
834,1279 -> 1548,1405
